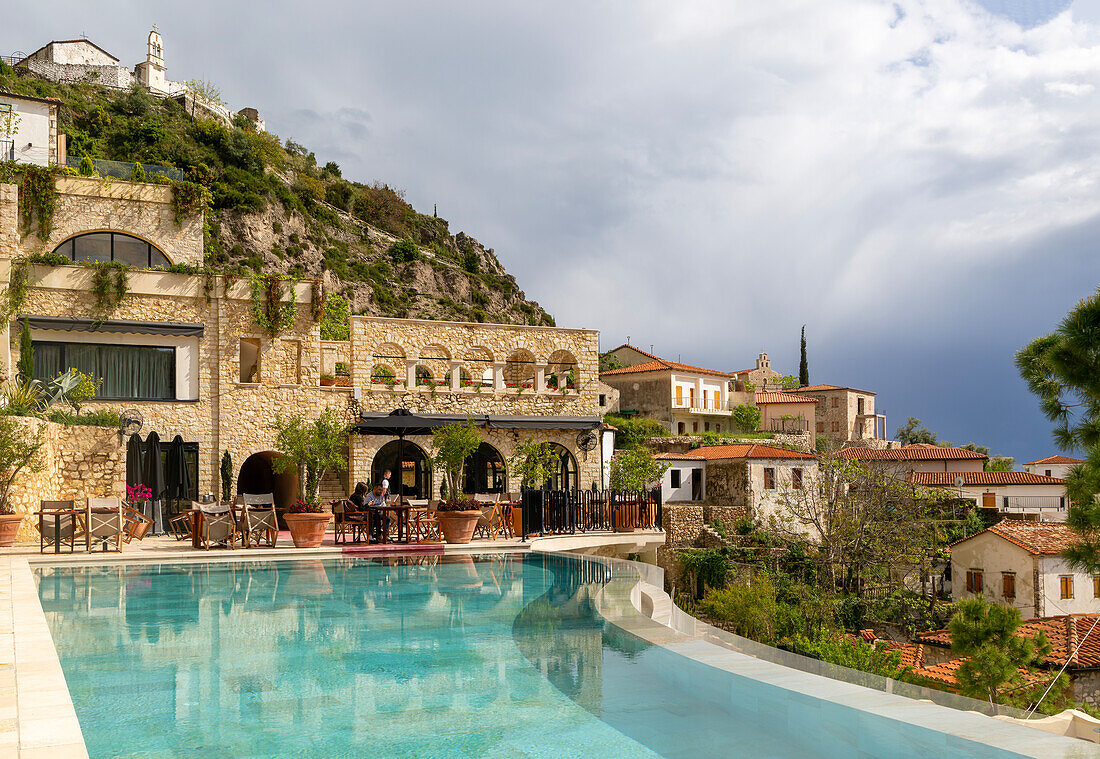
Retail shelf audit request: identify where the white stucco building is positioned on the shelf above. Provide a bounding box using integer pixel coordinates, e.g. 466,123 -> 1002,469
754,391 -> 816,435
1024,455 -> 1084,480
949,521 -> 1097,618
0,91 -> 62,166
908,470 -> 1068,522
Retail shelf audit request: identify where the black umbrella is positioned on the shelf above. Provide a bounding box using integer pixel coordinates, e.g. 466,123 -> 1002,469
143,431 -> 165,534
354,409 -> 441,500
126,434 -> 144,489
165,435 -> 191,515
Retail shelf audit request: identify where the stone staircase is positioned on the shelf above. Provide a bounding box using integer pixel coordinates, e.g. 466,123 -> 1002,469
696,524 -> 733,550
317,469 -> 348,504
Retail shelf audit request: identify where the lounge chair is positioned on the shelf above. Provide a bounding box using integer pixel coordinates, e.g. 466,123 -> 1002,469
86,497 -> 125,552
37,500 -> 78,553
241,500 -> 278,547
196,501 -> 238,549
121,503 -> 153,543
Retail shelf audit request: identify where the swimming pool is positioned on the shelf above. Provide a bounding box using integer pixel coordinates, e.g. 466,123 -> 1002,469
35,553 -> 1093,758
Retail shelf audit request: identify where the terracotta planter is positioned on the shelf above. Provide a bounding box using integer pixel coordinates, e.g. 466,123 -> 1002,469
283,512 -> 332,548
333,376 -> 352,387
438,510 -> 481,544
320,377 -> 337,387
0,513 -> 23,547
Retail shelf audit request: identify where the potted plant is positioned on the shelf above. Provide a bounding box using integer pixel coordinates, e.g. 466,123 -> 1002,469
0,416 -> 47,547
431,421 -> 483,543
436,497 -> 482,544
320,373 -> 337,387
283,500 -> 332,548
333,362 -> 352,387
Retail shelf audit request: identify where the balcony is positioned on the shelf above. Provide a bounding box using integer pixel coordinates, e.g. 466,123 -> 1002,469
1002,496 -> 1066,512
671,396 -> 731,415
770,418 -> 809,434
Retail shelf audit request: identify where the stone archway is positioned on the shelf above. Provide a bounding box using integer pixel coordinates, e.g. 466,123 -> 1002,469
237,451 -> 299,508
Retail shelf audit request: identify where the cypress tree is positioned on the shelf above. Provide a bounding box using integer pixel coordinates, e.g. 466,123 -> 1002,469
799,325 -> 809,387
17,317 -> 33,382
220,451 -> 233,502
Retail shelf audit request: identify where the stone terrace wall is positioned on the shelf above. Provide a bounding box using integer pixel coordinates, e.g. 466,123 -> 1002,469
1,178 -> 203,266
19,59 -> 135,89
6,417 -> 125,542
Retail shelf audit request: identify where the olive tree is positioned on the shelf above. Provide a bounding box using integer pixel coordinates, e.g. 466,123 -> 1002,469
271,409 -> 349,502
430,420 -> 481,501
0,416 -> 46,514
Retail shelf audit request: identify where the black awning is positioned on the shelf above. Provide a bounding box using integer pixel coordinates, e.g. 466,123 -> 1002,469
354,409 -> 601,435
21,316 -> 205,337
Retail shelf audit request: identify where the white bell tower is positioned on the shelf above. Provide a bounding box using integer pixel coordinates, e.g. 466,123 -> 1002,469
135,25 -> 169,94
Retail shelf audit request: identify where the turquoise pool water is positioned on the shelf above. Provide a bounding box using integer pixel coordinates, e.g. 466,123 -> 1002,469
36,554 -> 1065,758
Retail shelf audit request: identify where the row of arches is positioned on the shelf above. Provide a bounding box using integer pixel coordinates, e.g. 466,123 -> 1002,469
369,440 -> 578,499
371,345 -> 579,390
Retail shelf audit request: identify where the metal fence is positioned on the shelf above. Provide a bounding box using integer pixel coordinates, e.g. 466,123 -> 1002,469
64,156 -> 185,181
520,488 -> 662,539
0,139 -> 12,162
769,418 -> 809,433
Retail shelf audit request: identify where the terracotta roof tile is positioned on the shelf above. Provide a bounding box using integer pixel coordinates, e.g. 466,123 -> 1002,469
907,471 -> 1065,486
836,445 -> 988,462
911,658 -> 1048,691
1023,455 -> 1084,466
754,391 -> 818,404
916,614 -> 1100,670
660,444 -> 816,461
952,520 -> 1079,555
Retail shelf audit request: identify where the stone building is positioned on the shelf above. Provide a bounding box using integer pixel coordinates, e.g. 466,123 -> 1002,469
786,383 -> 887,446
0,91 -> 64,166
1,173 -> 605,537
730,351 -> 784,391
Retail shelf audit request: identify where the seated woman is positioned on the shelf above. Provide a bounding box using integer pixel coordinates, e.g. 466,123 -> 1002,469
348,482 -> 368,510
364,483 -> 391,542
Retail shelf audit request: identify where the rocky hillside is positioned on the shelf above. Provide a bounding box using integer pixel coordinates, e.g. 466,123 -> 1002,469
0,62 -> 554,327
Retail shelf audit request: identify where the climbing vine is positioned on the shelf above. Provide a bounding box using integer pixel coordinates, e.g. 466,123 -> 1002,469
250,274 -> 296,336
310,280 -> 326,322
2,259 -> 28,319
90,261 -> 129,315
170,180 -> 209,226
18,164 -> 61,238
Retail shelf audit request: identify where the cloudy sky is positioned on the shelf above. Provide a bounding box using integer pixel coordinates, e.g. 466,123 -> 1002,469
7,1 -> 1100,462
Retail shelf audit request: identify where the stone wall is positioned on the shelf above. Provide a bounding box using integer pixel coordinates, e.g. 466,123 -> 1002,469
1,178 -> 203,266
701,460 -> 750,508
703,504 -> 750,528
19,58 -> 135,89
1073,671 -> 1100,708
647,432 -> 813,454
602,372 -> 673,427
657,503 -> 705,592
5,417 -> 125,542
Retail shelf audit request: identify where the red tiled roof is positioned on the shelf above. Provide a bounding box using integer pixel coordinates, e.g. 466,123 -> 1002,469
754,391 -> 818,405
951,520 -> 1078,555
1023,455 -> 1084,466
907,471 -> 1065,486
880,641 -> 924,669
658,444 -> 816,461
836,445 -> 987,462
600,349 -> 733,379
916,614 -> 1100,670
910,658 -> 1048,691
788,384 -> 877,395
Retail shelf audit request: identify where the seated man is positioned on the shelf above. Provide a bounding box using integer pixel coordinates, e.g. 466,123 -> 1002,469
364,484 -> 391,542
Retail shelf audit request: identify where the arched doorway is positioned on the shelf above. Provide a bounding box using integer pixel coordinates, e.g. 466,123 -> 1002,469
546,443 -> 578,491
237,451 -> 299,508
371,441 -> 432,499
463,443 -> 506,494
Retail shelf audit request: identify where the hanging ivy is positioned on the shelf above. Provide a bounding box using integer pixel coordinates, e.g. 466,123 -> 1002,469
2,259 -> 28,319
90,261 -> 129,315
170,180 -> 209,226
250,274 -> 297,336
310,280 -> 326,323
18,164 -> 61,238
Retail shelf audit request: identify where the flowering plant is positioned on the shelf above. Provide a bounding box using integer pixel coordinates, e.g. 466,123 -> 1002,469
436,498 -> 481,513
286,499 -> 324,514
126,484 -> 152,502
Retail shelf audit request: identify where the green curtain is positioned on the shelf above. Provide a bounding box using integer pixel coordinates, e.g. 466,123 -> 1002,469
33,341 -> 174,399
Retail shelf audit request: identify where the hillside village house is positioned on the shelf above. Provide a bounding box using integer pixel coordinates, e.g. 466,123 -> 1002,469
754,390 -> 817,434
1024,455 -> 1084,480
0,173 -> 606,539
0,90 -> 63,166
908,471 -> 1068,522
657,444 -> 818,529
600,345 -> 749,435
948,521 -> 1097,619
787,384 -> 887,446
835,443 -> 988,473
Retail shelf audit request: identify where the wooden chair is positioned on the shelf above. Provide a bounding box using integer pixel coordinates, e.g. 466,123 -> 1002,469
474,494 -> 503,539
168,510 -> 195,541
332,499 -> 367,544
85,497 -> 125,552
412,500 -> 441,542
37,500 -> 78,553
121,503 -> 153,543
196,502 -> 238,549
241,501 -> 278,547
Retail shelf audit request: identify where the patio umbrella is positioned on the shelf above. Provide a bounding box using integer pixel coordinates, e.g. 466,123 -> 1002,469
165,435 -> 191,519
125,434 -> 144,489
354,409 -> 442,499
143,431 -> 165,535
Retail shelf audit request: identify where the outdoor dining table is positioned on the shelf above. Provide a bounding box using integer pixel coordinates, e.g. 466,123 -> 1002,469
375,504 -> 411,544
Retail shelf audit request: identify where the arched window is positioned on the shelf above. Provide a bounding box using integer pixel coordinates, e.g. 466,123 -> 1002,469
415,365 -> 434,387
546,349 -> 578,390
53,232 -> 170,268
463,443 -> 506,494
545,443 -> 578,491
371,342 -> 405,385
462,346 -> 494,388
372,441 -> 432,499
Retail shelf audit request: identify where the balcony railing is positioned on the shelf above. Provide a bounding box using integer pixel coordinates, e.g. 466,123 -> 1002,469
0,139 -> 12,162
770,418 -> 809,434
1002,496 -> 1065,511
671,396 -> 730,413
